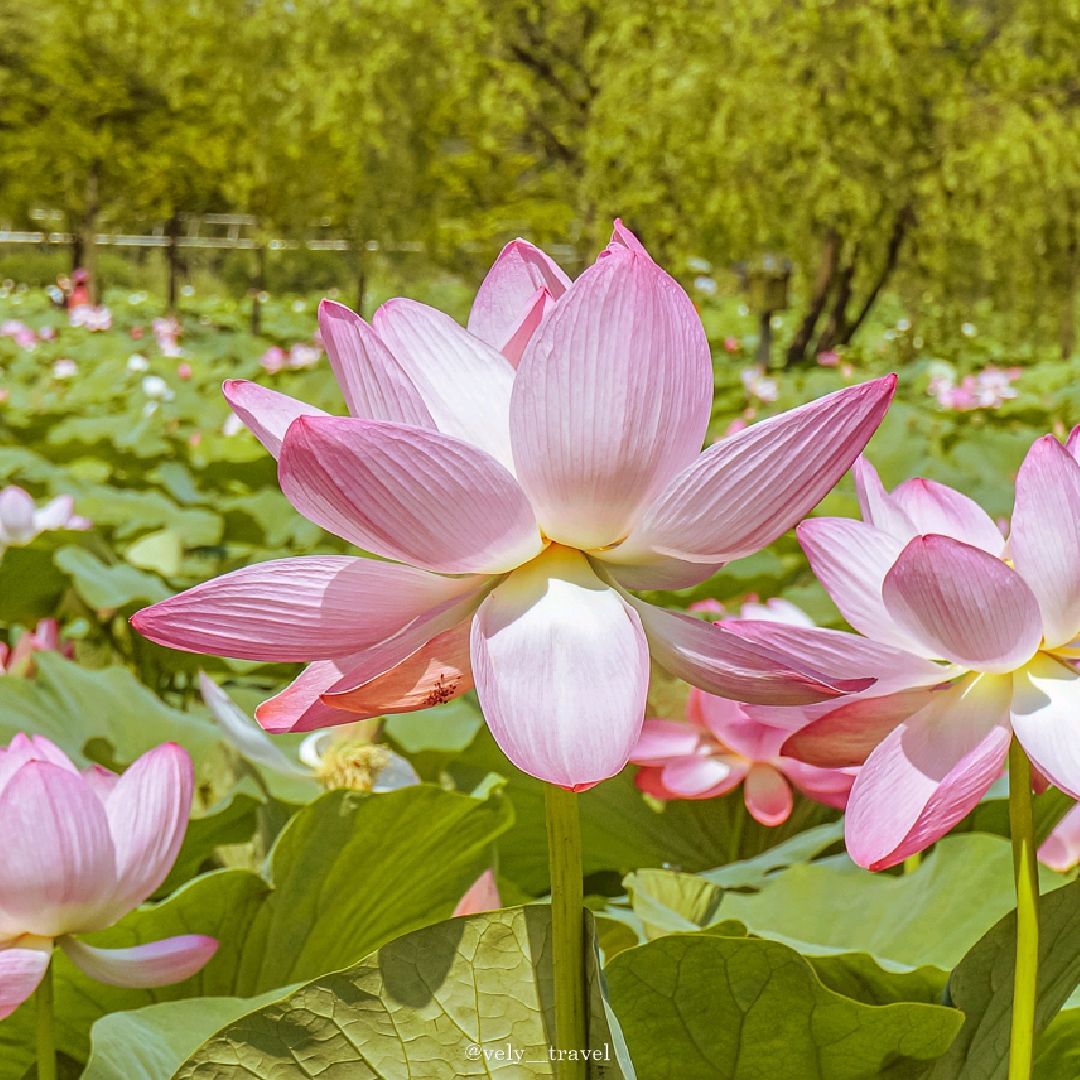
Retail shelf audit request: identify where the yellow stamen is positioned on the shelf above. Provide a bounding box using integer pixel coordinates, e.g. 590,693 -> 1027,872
313,738 -> 393,792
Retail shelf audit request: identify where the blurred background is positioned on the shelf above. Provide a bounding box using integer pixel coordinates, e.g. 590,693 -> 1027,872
0,0 -> 1077,359
0,13 -> 1079,1070
0,0 -> 1077,684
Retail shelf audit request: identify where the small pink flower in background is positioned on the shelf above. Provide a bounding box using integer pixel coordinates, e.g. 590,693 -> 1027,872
260,345 -> 287,374
928,362 -> 1021,411
688,596 -> 813,626
0,619 -> 72,677
152,316 -> 183,357
130,326 -> 144,340
0,320 -> 37,350
632,694 -> 856,822
738,597 -> 815,627
817,350 -> 840,367
1039,802 -> 1080,872
177,362 -> 193,380
221,413 -> 244,437
0,486 -> 91,549
133,221 -> 894,790
0,736 -> 217,1019
763,437 -> 1080,869
688,598 -> 726,616
188,431 -> 203,447
261,342 -> 324,373
722,336 -> 740,354
453,870 -> 502,916
52,358 -> 78,380
741,366 -> 779,403
38,326 -> 56,342
288,343 -> 322,369
631,598 -> 856,823
722,416 -> 750,438
68,306 -> 112,332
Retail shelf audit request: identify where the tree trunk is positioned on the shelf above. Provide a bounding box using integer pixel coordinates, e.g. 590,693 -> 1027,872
815,256 -> 858,353
165,212 -> 182,313
81,160 -> 101,305
756,311 -> 773,367
838,204 -> 914,346
354,236 -> 367,319
70,226 -> 83,274
785,229 -> 840,367
250,241 -> 266,336
1059,203 -> 1078,361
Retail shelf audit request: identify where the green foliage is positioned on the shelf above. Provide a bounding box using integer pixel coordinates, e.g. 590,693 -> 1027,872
175,906 -> 632,1078
925,879 -> 1080,1079
81,991 -> 294,1080
713,834 -> 1064,970
605,933 -> 962,1079
1,0 -> 1078,350
0,652 -> 219,762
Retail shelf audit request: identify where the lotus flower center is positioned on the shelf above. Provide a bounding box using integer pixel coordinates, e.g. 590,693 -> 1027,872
313,739 -> 392,792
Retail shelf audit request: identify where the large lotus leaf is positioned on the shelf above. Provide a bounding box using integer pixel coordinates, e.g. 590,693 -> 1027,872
925,878 -> 1080,1079
55,545 -> 171,608
384,696 -> 485,754
125,527 -> 184,577
605,933 -> 962,1079
69,485 -> 223,545
716,834 -> 1063,969
1034,1009 -> 1080,1079
81,990 -> 296,1080
0,785 -> 511,1078
176,906 -> 634,1079
0,651 -> 220,762
623,869 -> 947,1007
0,543 -> 70,621
154,787 -> 264,897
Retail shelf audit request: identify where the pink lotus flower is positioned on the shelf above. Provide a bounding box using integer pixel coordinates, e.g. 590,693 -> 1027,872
763,439 -> 1080,869
1,319 -> 36,350
0,486 -> 91,549
260,345 -> 287,374
0,619 -> 71,677
453,869 -> 502,916
741,366 -> 779,403
132,222 -> 895,790
0,736 -> 216,1019
68,306 -> 112,332
817,350 -> 840,367
1039,802 -> 1080,872
928,363 -> 1020,411
288,343 -> 322,369
631,600 -> 856,823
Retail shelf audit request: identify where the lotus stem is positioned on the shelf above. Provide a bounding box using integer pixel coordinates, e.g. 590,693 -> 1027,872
728,795 -> 746,864
36,955 -> 55,1080
1008,739 -> 1039,1080
545,784 -> 586,1079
